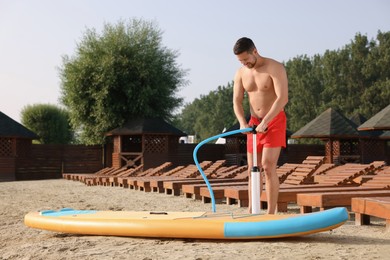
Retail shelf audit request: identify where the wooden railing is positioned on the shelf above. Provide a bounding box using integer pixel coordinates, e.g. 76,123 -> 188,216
119,152 -> 143,168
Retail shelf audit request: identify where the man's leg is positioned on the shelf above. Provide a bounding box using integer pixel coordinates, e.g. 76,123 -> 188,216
247,150 -> 262,214
262,147 -> 281,214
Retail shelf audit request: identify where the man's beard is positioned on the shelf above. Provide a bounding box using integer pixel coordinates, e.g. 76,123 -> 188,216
246,55 -> 257,68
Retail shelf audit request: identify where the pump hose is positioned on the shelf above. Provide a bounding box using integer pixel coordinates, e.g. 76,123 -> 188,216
192,127 -> 252,212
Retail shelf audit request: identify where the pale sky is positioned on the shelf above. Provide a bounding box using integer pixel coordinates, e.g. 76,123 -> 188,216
1,0 -> 389,122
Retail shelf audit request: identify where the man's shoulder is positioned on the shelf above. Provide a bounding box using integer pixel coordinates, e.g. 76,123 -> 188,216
264,57 -> 285,74
264,57 -> 283,67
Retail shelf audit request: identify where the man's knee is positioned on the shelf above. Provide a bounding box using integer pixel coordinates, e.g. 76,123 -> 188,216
262,160 -> 277,175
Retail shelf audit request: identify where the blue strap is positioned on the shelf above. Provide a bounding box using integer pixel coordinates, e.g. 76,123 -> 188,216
193,127 -> 252,212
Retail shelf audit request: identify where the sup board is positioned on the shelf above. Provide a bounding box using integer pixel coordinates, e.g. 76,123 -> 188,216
25,207 -> 348,239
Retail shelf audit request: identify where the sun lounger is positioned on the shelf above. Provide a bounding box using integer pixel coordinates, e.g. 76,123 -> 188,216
105,165 -> 144,186
84,167 -> 129,186
106,163 -> 172,187
80,167 -> 124,185
297,190 -> 390,213
262,186 -> 387,212
115,165 -> 186,189
164,178 -> 247,196
182,181 -> 248,200
352,197 -> 390,232
199,184 -> 248,204
360,166 -> 390,188
283,156 -> 325,185
123,162 -> 212,191
63,167 -> 112,181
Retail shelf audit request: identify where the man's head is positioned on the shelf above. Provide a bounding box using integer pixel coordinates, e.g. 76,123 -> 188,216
233,37 -> 258,68
233,37 -> 256,55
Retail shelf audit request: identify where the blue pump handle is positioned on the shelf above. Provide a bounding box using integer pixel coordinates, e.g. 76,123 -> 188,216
193,127 -> 253,212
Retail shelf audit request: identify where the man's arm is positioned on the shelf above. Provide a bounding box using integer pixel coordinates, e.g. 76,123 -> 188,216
260,62 -> 288,130
233,70 -> 249,129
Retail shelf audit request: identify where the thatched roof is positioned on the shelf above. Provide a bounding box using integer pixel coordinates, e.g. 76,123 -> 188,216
105,118 -> 186,136
0,111 -> 38,139
292,108 -> 361,139
358,104 -> 390,131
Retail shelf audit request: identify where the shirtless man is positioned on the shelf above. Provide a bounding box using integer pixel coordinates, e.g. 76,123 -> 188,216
232,37 -> 288,214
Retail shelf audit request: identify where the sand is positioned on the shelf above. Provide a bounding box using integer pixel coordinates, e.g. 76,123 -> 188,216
0,179 -> 389,260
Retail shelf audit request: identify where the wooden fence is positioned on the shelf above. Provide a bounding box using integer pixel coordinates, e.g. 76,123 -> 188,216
15,144 -> 103,180
1,142 -> 388,181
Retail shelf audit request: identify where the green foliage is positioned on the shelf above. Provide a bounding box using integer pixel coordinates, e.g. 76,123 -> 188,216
177,31 -> 389,142
175,82 -> 249,140
285,31 -> 390,133
21,104 -> 73,144
59,19 -> 186,144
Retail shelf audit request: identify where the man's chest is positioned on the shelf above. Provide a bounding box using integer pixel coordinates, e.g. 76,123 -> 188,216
241,71 -> 273,93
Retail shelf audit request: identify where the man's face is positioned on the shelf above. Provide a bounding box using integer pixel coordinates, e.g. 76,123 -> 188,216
236,50 -> 257,68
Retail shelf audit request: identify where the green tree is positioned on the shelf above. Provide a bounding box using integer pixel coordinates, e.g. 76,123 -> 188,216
59,19 -> 187,144
285,55 -> 323,131
176,31 -> 390,142
359,31 -> 390,116
285,31 -> 390,133
21,104 -> 73,144
175,82 -> 249,141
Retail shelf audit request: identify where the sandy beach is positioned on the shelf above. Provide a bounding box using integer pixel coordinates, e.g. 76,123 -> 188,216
0,179 -> 389,260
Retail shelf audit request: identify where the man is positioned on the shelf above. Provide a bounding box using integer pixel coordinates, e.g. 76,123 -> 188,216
232,37 -> 288,214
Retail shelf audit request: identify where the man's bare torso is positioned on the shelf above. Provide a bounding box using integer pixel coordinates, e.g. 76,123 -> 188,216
239,58 -> 278,119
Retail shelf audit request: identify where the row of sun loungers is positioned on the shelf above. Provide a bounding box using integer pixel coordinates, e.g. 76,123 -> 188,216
62,158 -> 390,231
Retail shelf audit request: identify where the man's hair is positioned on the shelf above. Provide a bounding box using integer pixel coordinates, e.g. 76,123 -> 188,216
233,37 -> 256,55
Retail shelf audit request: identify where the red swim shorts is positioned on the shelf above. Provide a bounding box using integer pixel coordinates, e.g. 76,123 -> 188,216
247,111 -> 287,154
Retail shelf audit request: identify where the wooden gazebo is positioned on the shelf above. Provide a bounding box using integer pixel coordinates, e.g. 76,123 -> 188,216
0,111 -> 38,181
292,108 -> 368,164
358,104 -> 390,164
105,118 -> 186,170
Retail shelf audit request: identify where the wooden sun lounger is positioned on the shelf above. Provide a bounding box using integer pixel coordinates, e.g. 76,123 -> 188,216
283,156 -> 325,185
106,163 -> 171,187
199,184 -> 248,204
297,190 -> 390,213
116,164 -> 191,189
84,167 -> 136,186
116,165 -> 187,190
176,165 -> 249,198
352,197 -> 390,232
123,163 -> 210,191
360,166 -> 390,188
105,165 -> 144,186
163,178 -> 247,196
182,181 -> 248,200
222,183 -> 341,210
63,167 -> 112,181
149,176 -> 201,193
146,165 -> 247,193
276,163 -> 299,183
261,186 -> 388,212
224,186 -> 252,207
82,167 -> 124,185
315,161 -> 385,186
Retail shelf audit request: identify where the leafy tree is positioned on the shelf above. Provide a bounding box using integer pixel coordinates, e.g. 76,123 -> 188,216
21,104 -> 73,144
285,31 -> 390,133
175,82 -> 249,140
59,19 -> 187,144
285,54 -> 323,131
